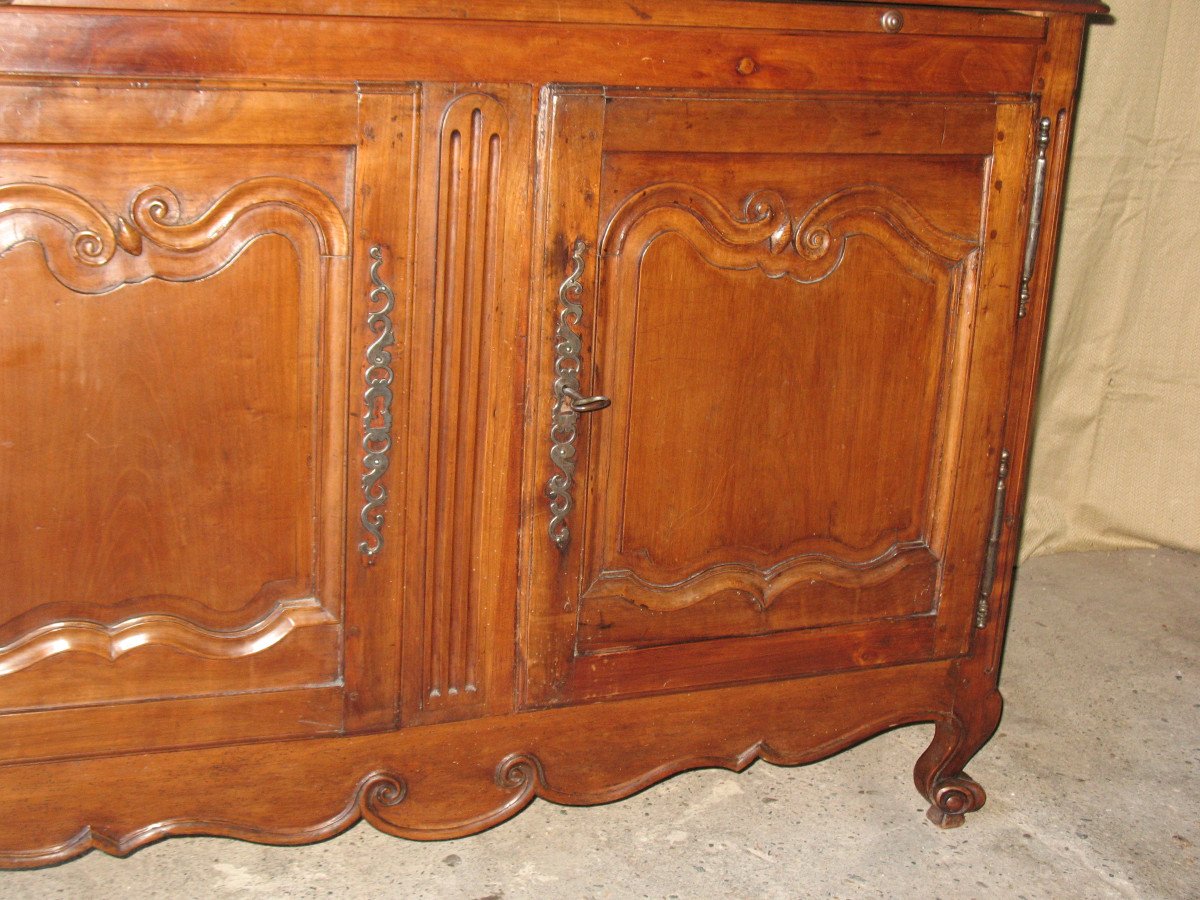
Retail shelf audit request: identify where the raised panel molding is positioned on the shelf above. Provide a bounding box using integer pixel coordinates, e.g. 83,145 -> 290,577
0,598 -> 336,678
592,182 -> 978,585
582,541 -> 932,612
574,182 -> 982,650
601,183 -> 978,283
577,547 -> 940,653
0,177 -> 349,293
0,176 -> 349,670
418,92 -> 510,710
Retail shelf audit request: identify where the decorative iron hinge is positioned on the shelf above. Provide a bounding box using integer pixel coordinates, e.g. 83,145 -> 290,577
1018,117 -> 1053,320
975,450 -> 1012,629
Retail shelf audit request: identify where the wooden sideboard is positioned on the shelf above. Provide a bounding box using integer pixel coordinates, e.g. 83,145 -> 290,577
0,0 -> 1106,867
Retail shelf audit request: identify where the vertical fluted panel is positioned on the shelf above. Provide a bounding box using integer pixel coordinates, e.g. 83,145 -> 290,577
423,94 -> 507,707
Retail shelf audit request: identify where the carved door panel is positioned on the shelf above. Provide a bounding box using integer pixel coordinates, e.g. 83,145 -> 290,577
523,89 -> 1037,704
0,82 -> 415,759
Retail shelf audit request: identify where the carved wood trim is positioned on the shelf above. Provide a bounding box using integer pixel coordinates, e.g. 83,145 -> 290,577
583,541 -> 929,613
0,176 -> 350,293
602,183 -> 978,282
0,660 -> 957,866
0,598 -> 337,677
584,183 -> 979,610
6,712 -> 964,863
420,92 -> 509,708
0,182 -> 140,264
0,769 -> 407,866
0,176 -> 351,669
129,177 -> 348,257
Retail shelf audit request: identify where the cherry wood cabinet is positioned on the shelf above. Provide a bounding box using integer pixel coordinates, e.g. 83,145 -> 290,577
0,0 -> 1105,867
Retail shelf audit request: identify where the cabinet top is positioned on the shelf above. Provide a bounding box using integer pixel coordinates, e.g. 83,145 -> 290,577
0,0 -> 1112,17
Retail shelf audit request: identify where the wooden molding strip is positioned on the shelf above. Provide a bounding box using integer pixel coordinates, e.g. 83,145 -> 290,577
584,543 -> 932,612
0,598 -> 336,676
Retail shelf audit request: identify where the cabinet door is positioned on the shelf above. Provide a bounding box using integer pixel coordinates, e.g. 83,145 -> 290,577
0,82 -> 414,759
522,89 -> 1036,704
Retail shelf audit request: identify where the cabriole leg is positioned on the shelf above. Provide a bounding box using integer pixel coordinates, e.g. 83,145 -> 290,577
914,689 -> 1003,828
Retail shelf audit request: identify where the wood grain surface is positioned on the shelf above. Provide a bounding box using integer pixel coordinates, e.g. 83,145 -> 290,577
0,0 -> 1101,865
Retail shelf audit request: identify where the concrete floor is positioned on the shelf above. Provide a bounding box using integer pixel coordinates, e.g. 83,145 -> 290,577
1,549 -> 1196,899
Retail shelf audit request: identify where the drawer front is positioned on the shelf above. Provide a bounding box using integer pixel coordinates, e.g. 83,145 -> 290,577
523,88 -> 1036,704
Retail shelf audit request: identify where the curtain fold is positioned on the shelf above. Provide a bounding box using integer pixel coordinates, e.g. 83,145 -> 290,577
1022,0 -> 1200,559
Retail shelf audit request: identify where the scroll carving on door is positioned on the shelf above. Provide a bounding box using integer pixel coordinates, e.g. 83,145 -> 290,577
576,181 -> 980,652
0,177 -> 348,686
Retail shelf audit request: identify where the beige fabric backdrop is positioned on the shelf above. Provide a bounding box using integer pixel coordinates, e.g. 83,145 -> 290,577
1021,0 -> 1200,559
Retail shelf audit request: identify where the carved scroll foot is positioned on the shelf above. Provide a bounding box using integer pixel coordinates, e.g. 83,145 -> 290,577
924,773 -> 987,829
913,689 -> 1002,829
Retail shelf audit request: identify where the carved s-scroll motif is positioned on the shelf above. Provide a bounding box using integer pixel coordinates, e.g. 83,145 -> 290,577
0,176 -> 349,293
359,246 -> 397,560
421,93 -> 509,707
0,176 -> 349,669
602,183 -> 976,283
359,771 -> 409,816
0,655 -> 963,865
129,177 -> 348,257
0,184 -> 142,267
586,182 -> 979,616
495,752 -> 547,791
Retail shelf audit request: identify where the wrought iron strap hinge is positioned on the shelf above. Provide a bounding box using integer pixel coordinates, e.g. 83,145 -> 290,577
1018,117 -> 1053,320
975,450 -> 1012,629
359,245 -> 398,561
